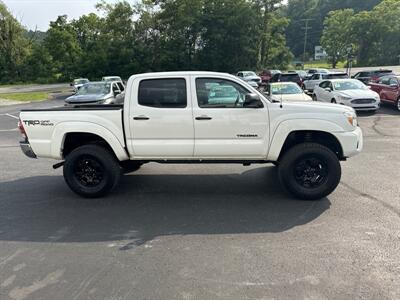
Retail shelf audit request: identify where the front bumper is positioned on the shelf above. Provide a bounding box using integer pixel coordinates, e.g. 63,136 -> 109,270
335,126 -> 363,158
20,141 -> 37,159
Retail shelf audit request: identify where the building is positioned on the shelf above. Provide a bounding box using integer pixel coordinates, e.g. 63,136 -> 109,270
315,46 -> 328,61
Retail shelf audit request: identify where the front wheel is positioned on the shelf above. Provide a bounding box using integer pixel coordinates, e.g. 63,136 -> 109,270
278,143 -> 341,200
396,98 -> 400,111
312,94 -> 317,101
63,144 -> 121,198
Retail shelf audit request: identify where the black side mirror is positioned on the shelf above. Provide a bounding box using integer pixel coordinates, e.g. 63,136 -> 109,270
244,93 -> 263,108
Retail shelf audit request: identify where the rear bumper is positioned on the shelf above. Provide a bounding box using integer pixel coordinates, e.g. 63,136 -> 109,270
20,141 -> 37,159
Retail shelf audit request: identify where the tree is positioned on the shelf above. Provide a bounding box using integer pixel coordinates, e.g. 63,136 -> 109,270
44,15 -> 82,80
253,0 -> 293,69
285,0 -> 383,58
320,9 -> 354,68
0,3 -> 29,82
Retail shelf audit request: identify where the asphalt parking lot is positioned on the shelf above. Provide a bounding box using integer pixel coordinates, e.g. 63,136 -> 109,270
0,98 -> 399,300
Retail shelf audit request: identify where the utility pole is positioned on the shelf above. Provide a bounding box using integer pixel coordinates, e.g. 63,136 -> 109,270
302,19 -> 312,64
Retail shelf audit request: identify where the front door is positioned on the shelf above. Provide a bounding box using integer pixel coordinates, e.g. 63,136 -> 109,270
191,77 -> 269,159
129,76 -> 194,158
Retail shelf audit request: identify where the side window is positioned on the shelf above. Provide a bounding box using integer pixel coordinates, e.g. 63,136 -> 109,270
311,74 -> 318,80
389,78 -> 398,86
138,78 -> 187,108
196,78 -> 250,108
378,76 -> 390,85
319,81 -> 328,88
237,72 -> 243,77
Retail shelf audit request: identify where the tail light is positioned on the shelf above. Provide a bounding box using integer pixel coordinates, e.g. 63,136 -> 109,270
18,119 -> 27,139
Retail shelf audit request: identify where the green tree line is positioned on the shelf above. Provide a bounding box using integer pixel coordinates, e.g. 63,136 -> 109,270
0,0 -> 292,83
1,0 -> 400,84
321,0 -> 400,67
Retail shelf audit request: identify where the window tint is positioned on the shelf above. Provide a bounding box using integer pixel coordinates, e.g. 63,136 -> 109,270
378,77 -> 390,85
319,81 -> 329,88
138,78 -> 187,108
280,74 -> 300,82
389,78 -> 398,86
196,78 -> 250,108
358,72 -> 370,77
328,73 -> 348,79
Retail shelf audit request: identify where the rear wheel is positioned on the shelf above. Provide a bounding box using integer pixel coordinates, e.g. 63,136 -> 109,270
397,98 -> 400,111
278,143 -> 341,200
331,99 -> 337,104
63,144 -> 121,198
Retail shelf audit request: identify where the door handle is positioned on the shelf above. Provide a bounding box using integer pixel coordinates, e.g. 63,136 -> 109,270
195,116 -> 212,120
133,116 -> 150,120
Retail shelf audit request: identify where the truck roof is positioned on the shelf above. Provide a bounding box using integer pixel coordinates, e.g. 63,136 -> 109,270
129,71 -> 234,80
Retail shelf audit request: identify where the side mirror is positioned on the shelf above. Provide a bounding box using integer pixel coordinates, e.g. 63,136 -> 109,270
244,93 -> 263,108
70,83 -> 73,87
114,90 -> 121,96
324,87 -> 332,92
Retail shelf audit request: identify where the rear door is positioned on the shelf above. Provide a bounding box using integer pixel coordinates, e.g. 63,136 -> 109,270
128,76 -> 194,158
316,81 -> 331,102
386,77 -> 399,103
191,76 -> 269,158
377,76 -> 391,102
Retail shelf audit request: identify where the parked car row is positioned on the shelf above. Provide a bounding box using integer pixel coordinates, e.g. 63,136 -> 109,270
67,76 -> 125,105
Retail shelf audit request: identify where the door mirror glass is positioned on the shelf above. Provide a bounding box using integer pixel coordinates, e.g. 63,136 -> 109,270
244,93 -> 263,108
324,87 -> 332,92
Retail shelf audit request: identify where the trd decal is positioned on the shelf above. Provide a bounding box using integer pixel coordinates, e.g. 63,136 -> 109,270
23,120 -> 54,126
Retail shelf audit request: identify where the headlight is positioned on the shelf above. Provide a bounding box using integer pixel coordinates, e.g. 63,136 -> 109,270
339,95 -> 352,101
344,111 -> 357,127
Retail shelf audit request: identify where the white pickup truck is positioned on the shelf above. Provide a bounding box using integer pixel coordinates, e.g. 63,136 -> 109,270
18,72 -> 363,200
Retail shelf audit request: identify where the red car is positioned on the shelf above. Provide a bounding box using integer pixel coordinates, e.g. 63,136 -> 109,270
258,70 -> 281,84
369,75 -> 400,111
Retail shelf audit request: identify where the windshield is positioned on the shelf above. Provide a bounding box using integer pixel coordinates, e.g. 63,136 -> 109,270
271,83 -> 302,95
243,72 -> 256,77
76,83 -> 110,95
333,80 -> 367,91
103,77 -> 121,82
74,79 -> 88,85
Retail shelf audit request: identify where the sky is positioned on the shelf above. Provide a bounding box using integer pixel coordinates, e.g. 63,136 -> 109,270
3,0 -> 122,31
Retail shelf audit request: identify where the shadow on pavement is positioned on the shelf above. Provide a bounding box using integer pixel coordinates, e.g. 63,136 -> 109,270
0,166 -> 331,246
357,103 -> 400,117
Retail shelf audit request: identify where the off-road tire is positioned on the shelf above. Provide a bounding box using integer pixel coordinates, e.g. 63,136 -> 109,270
63,144 -> 121,198
278,143 -> 341,200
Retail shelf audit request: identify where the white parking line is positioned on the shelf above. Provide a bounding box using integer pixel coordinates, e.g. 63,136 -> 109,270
0,128 -> 17,132
5,113 -> 19,120
0,113 -> 19,120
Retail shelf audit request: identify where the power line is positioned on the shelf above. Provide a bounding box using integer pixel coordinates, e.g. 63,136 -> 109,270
301,18 -> 312,62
